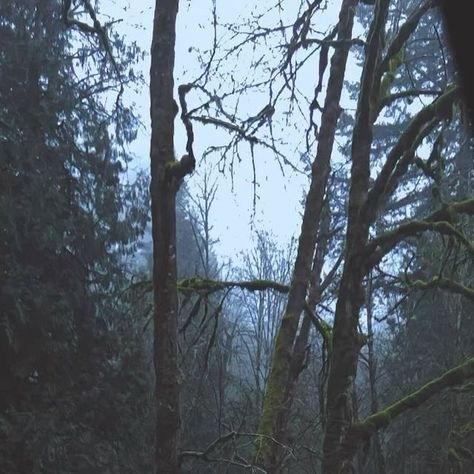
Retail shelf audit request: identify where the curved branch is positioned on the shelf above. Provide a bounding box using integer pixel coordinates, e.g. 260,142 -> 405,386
178,83 -> 197,162
303,303 -> 332,350
365,199 -> 474,269
377,0 -> 434,78
365,85 -> 460,222
377,88 -> 442,113
178,277 -> 290,295
381,118 -> 438,207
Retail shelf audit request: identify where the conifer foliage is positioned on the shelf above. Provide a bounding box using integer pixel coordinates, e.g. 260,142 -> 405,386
0,1 -> 149,471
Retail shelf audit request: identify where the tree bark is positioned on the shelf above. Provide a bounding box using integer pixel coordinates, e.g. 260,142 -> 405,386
150,1 -> 181,472
439,2 -> 474,126
275,199 -> 332,453
321,2 -> 391,473
254,1 -> 357,471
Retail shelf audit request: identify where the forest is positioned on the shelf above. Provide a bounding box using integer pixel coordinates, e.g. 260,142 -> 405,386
1,1 -> 473,473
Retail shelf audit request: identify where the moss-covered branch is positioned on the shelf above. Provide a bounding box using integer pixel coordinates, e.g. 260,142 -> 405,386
178,277 -> 289,295
341,355 -> 474,458
426,198 -> 474,223
377,0 -> 434,78
370,0 -> 434,123
165,153 -> 195,182
408,276 -> 474,303
128,277 -> 290,296
303,303 -> 332,350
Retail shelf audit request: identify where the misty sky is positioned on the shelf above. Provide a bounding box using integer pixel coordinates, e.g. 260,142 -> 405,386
101,0 -> 348,261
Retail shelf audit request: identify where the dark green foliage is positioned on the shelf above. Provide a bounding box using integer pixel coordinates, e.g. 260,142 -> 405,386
0,0 -> 150,471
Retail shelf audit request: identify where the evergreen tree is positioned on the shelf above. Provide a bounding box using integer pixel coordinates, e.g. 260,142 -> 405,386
0,1 -> 149,471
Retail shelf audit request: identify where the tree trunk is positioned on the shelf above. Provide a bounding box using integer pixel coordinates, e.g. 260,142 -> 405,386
255,1 -> 357,471
275,199 -> 332,453
322,3 -> 390,472
150,1 -> 181,472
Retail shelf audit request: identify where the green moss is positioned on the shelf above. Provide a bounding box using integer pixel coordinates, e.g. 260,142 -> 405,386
257,330 -> 287,435
253,316 -> 297,463
356,356 -> 474,437
178,277 -> 289,295
459,421 -> 474,435
178,277 -> 226,295
165,160 -> 179,169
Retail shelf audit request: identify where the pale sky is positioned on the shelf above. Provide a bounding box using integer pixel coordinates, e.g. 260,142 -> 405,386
102,0 -> 350,261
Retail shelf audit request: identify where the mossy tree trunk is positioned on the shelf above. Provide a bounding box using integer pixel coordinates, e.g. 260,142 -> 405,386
365,273 -> 386,474
321,2 -> 391,472
274,199 -> 332,454
321,1 -> 470,472
254,1 -> 358,471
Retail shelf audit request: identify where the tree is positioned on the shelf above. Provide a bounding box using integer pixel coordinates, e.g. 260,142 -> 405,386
317,1 -> 474,471
0,0 -> 150,471
252,1 -> 358,470
149,0 -> 196,472
62,0 -> 473,472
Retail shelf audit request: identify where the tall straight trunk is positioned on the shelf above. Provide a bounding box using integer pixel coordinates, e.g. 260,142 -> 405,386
254,1 -> 357,471
150,1 -> 180,472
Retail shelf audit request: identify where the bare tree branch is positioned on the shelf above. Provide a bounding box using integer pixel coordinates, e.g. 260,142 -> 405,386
179,431 -> 293,473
